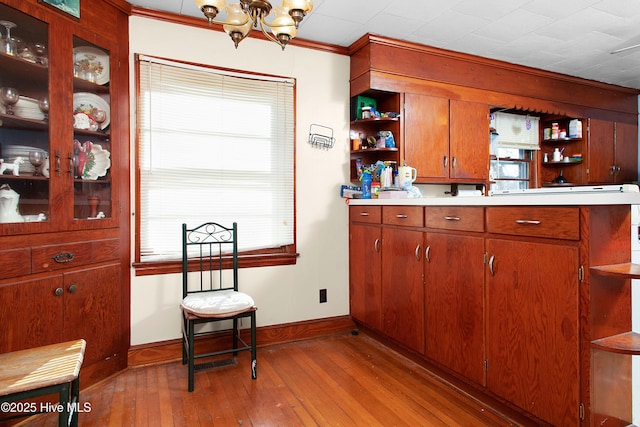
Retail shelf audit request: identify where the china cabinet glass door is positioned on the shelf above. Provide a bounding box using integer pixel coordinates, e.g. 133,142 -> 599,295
72,35 -> 111,221
0,3 -> 50,225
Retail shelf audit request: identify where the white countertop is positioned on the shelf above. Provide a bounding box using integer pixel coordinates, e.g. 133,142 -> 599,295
348,185 -> 640,206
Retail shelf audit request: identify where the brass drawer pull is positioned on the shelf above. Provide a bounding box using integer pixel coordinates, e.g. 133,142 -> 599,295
53,252 -> 75,263
515,219 -> 542,225
444,216 -> 461,221
396,214 -> 408,219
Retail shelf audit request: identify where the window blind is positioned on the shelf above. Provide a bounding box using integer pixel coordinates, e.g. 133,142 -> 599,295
494,112 -> 540,150
137,55 -> 295,262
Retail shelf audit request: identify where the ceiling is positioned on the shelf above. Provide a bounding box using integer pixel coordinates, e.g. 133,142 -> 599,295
126,0 -> 640,90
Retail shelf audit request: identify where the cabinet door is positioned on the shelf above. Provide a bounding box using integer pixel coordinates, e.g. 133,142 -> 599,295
449,100 -> 489,180
425,232 -> 485,386
614,121 -> 638,183
404,93 -> 449,180
70,34 -> 117,227
0,4 -> 51,227
63,264 -> 121,366
485,239 -> 579,426
588,118 -> 615,184
349,223 -> 382,331
381,227 -> 424,354
0,276 -> 63,352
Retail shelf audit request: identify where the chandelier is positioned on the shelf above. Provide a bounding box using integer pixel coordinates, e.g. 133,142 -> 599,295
194,0 -> 314,50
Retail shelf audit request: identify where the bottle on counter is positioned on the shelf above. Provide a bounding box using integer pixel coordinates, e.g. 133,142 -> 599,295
361,171 -> 372,199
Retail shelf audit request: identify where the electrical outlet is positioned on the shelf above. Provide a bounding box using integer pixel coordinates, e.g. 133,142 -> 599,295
319,288 -> 327,303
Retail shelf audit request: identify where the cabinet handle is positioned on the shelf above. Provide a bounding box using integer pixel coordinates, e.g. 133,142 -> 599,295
396,214 -> 408,219
425,245 -> 431,263
374,238 -> 380,253
452,156 -> 457,169
415,244 -> 421,261
610,166 -> 616,175
444,216 -> 461,221
55,150 -> 61,176
53,252 -> 75,263
54,287 -> 63,296
359,212 -> 370,216
488,255 -> 496,276
68,285 -> 77,293
515,219 -> 541,225
443,156 -> 448,168
68,153 -> 74,176
615,166 -> 621,175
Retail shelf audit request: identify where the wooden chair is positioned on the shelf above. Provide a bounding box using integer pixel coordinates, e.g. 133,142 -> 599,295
0,339 -> 86,427
181,222 -> 257,392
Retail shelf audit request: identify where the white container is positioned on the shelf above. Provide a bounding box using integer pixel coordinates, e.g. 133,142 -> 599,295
568,119 -> 582,138
553,148 -> 562,162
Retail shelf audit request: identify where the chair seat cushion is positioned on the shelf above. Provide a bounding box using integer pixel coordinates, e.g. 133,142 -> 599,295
181,290 -> 255,318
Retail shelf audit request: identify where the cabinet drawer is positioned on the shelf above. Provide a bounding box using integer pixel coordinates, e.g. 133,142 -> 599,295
383,206 -> 424,227
0,248 -> 31,279
486,207 -> 579,240
32,238 -> 121,273
350,206 -> 381,224
425,207 -> 484,232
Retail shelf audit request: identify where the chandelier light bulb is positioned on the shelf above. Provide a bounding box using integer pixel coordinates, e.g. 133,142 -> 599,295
195,0 -> 227,24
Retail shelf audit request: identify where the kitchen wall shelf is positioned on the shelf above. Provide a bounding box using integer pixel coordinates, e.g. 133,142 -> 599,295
543,160 -> 583,165
590,262 -> 640,278
349,91 -> 402,182
592,332 -> 640,355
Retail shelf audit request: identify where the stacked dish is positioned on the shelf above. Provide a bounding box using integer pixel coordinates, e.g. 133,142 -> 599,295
14,97 -> 46,120
2,145 -> 47,175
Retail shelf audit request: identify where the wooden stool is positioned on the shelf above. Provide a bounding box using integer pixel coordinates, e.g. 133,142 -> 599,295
0,339 -> 86,427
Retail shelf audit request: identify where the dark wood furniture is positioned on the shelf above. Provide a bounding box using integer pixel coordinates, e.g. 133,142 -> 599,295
0,0 -> 130,388
348,34 -> 638,188
348,202 -> 634,426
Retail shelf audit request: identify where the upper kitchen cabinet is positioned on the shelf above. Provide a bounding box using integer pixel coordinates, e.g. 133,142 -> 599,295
403,93 -> 448,180
587,118 -> 638,184
404,94 -> 489,183
348,34 -> 637,190
448,100 -> 489,182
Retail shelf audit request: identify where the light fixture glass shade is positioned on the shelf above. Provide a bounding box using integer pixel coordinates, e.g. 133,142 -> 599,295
282,0 -> 313,13
195,0 -> 227,11
271,6 -> 298,38
223,3 -> 253,47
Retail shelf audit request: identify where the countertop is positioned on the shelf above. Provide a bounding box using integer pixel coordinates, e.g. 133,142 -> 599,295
347,185 -> 640,206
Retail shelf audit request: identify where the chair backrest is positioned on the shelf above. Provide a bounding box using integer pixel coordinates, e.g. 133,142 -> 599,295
182,222 -> 239,298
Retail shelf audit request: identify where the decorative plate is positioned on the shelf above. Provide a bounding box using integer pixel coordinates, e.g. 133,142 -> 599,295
73,92 -> 110,130
74,140 -> 111,180
73,46 -> 109,85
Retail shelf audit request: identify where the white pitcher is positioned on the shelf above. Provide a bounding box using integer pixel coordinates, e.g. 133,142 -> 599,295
398,165 -> 417,189
0,184 -> 24,223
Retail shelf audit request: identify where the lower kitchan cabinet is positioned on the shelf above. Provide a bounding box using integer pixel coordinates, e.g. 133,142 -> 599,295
424,231 -> 485,386
485,238 -> 580,426
349,221 -> 382,331
381,226 -> 425,354
0,263 -> 123,383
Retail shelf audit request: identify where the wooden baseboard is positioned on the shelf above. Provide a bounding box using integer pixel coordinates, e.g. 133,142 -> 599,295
127,315 -> 356,367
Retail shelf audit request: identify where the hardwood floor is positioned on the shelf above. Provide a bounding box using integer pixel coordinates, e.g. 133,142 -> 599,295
19,333 -> 531,426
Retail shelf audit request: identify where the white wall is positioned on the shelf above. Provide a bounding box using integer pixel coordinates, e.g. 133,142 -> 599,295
128,16 -> 352,346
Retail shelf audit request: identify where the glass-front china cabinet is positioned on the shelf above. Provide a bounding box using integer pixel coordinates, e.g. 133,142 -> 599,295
0,0 -> 129,388
0,2 -> 117,232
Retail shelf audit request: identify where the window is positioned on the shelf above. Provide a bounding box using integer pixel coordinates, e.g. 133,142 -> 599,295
135,55 -> 296,275
489,112 -> 539,191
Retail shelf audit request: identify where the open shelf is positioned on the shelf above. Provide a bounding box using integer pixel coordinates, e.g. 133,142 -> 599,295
590,263 -> 640,279
592,332 -> 640,355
